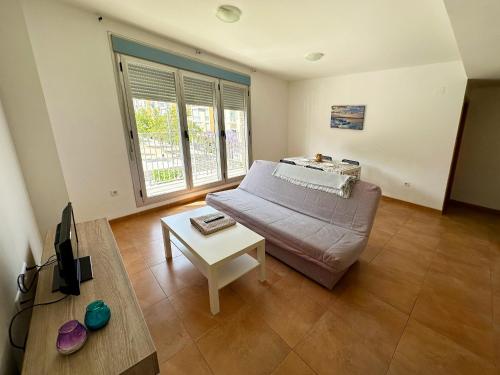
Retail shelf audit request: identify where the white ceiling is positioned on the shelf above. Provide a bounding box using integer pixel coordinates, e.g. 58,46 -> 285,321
61,0 -> 461,80
444,0 -> 500,79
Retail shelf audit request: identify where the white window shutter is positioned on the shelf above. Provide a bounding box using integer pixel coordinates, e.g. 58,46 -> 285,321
222,84 -> 246,111
127,62 -> 177,103
182,76 -> 215,107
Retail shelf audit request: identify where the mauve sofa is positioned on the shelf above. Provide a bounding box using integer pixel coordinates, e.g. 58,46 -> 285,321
206,160 -> 381,288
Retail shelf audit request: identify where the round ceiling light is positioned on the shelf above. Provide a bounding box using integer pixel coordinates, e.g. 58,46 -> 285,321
216,5 -> 242,23
305,52 -> 324,62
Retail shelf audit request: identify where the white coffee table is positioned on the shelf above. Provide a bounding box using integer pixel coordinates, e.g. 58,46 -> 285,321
161,206 -> 266,314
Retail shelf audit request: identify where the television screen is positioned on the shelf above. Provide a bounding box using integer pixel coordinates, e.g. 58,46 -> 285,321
52,203 -> 92,295
70,209 -> 78,258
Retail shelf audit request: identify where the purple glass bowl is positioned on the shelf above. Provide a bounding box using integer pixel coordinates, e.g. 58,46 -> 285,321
56,320 -> 88,355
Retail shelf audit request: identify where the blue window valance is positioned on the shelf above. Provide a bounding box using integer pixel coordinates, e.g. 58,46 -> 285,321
111,35 -> 251,86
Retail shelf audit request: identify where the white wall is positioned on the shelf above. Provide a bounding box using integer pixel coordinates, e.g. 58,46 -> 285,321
0,1 -> 63,371
19,0 -> 466,217
451,86 -> 500,210
251,72 -> 289,161
0,0 -> 69,238
0,99 -> 43,375
288,61 -> 467,209
21,0 -> 289,222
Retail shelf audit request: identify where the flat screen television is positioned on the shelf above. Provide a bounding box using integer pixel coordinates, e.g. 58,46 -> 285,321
52,202 -> 93,295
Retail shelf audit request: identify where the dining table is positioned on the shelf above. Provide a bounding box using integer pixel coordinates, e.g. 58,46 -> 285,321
282,156 -> 361,180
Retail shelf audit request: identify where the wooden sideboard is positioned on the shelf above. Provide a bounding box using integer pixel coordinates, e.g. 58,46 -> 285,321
22,219 -> 159,374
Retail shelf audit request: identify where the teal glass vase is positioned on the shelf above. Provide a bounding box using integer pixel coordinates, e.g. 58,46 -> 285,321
84,300 -> 111,331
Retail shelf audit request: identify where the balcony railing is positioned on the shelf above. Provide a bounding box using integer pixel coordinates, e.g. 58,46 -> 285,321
225,129 -> 247,178
187,131 -> 221,186
138,131 -> 247,197
138,132 -> 186,197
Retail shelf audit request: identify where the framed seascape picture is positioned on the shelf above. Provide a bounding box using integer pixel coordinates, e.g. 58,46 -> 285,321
330,105 -> 366,130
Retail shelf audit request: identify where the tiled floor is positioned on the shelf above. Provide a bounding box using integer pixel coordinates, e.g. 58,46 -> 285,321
110,199 -> 500,374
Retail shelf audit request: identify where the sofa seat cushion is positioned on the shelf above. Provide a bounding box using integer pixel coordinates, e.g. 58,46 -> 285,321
239,160 -> 381,234
206,189 -> 367,272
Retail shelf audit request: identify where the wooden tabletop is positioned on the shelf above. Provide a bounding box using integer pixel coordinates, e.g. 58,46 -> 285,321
22,219 -> 159,375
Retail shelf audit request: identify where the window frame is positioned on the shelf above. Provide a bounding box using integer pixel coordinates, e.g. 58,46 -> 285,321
219,80 -> 252,182
119,55 -> 192,205
178,69 -> 225,190
115,53 -> 252,207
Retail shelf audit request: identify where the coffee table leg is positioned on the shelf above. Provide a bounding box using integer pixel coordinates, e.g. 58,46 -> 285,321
257,242 -> 266,282
208,268 -> 220,315
162,223 -> 172,259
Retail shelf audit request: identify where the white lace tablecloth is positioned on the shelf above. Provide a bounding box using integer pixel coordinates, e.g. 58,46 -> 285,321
282,157 -> 361,180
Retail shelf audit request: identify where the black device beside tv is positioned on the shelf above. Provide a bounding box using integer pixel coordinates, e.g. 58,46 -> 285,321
52,202 -> 93,295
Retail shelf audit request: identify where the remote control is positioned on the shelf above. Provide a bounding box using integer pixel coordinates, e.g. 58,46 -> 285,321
204,215 -> 224,224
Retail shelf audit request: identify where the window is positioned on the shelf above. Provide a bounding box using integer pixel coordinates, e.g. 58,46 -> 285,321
221,82 -> 249,178
125,61 -> 187,198
182,74 -> 223,187
118,55 -> 251,205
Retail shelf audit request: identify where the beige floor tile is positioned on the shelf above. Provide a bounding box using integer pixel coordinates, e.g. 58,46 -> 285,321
114,199 -> 500,373
389,319 -> 497,375
437,238 -> 493,268
490,239 -> 500,253
493,293 -> 500,327
492,259 -> 500,301
371,248 -> 431,279
119,245 -> 149,276
272,351 -> 316,375
386,229 -> 440,253
229,266 -> 281,303
340,260 -> 421,314
197,305 -> 290,375
252,284 -> 327,347
372,211 -> 408,236
409,208 -> 448,224
359,229 -> 392,262
150,255 -> 206,297
372,231 -> 436,278
274,270 -> 333,308
397,225 -> 441,249
143,299 -> 192,363
169,236 -> 192,258
378,200 -> 415,218
295,310 -> 392,375
112,229 -> 136,250
422,267 -> 492,317
135,238 -> 170,266
265,254 -> 298,278
159,342 -> 212,375
403,216 -> 448,238
429,252 -> 491,289
329,288 -> 408,359
360,242 -> 385,263
494,327 -> 500,369
412,287 -> 495,361
441,226 -> 491,248
169,283 -> 245,340
129,268 -> 166,310
129,221 -> 163,243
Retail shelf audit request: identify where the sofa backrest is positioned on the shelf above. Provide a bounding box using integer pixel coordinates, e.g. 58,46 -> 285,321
239,160 -> 381,235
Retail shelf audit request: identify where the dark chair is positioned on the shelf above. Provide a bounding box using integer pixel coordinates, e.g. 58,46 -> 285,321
322,155 -> 333,161
342,159 -> 360,166
279,159 -> 296,165
306,165 -> 324,171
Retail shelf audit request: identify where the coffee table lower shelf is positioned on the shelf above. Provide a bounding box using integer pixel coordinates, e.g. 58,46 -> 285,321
172,237 -> 260,288
165,229 -> 266,315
